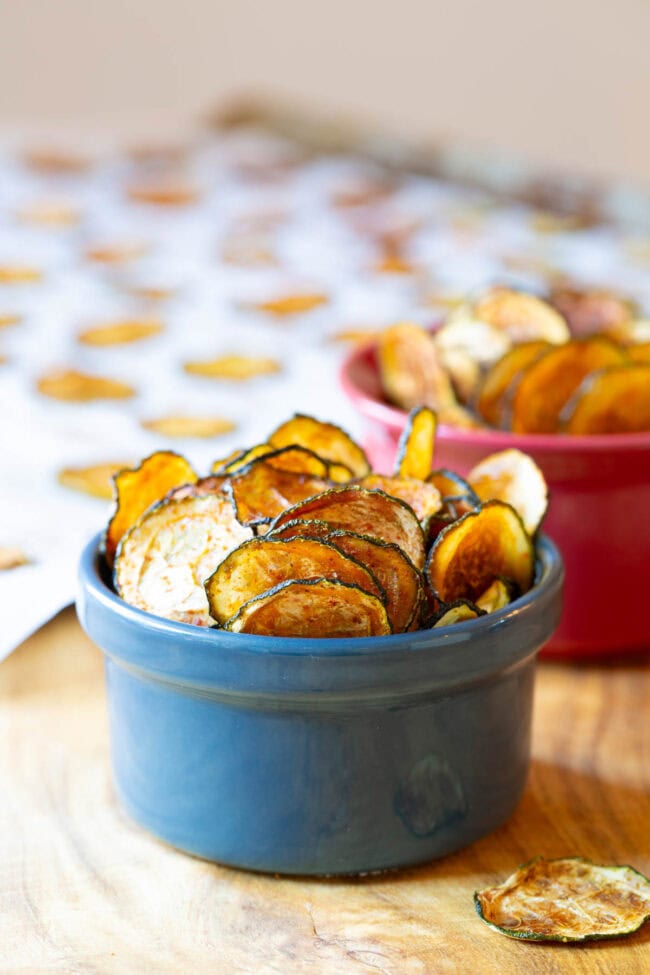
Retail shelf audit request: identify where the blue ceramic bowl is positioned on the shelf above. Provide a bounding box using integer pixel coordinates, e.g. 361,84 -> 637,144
77,533 -> 563,876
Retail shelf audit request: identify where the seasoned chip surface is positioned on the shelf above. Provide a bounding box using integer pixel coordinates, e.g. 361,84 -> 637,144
358,475 -> 441,523
468,448 -> 548,535
36,369 -> 135,402
116,494 -> 253,626
475,857 -> 650,942
228,463 -> 331,526
269,414 -> 370,478
226,579 -> 391,637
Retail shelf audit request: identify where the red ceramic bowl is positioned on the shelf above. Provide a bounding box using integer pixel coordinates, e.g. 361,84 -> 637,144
341,341 -> 650,659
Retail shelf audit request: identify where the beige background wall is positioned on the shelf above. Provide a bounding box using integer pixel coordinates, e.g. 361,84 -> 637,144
0,0 -> 648,185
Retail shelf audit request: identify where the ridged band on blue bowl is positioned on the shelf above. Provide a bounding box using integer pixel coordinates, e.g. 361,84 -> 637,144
77,533 -> 563,875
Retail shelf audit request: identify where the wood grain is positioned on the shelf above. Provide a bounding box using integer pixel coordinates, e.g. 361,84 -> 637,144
1,608 -> 649,974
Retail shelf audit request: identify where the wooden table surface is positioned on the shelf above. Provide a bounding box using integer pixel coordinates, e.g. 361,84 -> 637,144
1,609 -> 649,975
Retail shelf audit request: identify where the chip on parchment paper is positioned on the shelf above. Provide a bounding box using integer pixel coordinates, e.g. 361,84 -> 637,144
127,182 -> 200,206
23,148 -> 90,174
475,857 -> 650,942
78,319 -> 163,346
115,494 -> 253,626
16,202 -> 80,227
183,355 -> 281,381
58,462 -> 134,500
252,293 -> 329,316
36,369 -> 135,402
0,265 -> 42,285
225,579 -> 391,637
0,314 -> 21,329
0,547 -> 30,571
141,415 -> 236,439
268,414 -> 370,478
85,242 -> 149,264
105,452 -> 197,566
205,536 -> 385,626
329,327 -> 381,346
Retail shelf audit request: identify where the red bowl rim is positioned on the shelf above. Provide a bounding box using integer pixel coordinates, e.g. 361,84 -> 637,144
340,340 -> 650,456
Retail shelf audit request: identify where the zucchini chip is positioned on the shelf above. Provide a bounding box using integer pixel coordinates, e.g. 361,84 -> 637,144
378,322 -> 458,412
253,293 -> 329,316
270,486 -> 426,569
115,494 -> 253,626
426,500 -> 534,603
476,341 -> 550,427
267,518 -> 335,541
225,579 -> 391,637
475,857 -> 650,942
471,286 -> 569,344
165,475 -> 228,501
358,475 -> 441,522
549,285 -> 635,339
105,451 -> 197,565
36,368 -> 135,402
510,337 -> 625,433
427,469 -> 476,502
0,547 -> 30,570
268,414 -> 370,478
628,341 -> 650,364
77,319 -> 163,346
468,448 -> 548,536
213,444 -> 273,474
184,355 -> 281,381
205,536 -> 385,626
58,461 -> 134,500
227,463 -> 331,527
141,416 -> 235,439
475,577 -> 515,613
431,600 -> 483,627
395,407 -> 437,480
562,364 -> 650,434
434,318 -> 511,369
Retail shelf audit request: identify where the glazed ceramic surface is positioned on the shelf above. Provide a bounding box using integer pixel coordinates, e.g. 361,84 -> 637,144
77,534 -> 563,875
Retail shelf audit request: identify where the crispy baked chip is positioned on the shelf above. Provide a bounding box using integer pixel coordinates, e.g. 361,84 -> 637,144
471,287 -> 569,344
475,857 -> 650,942
628,341 -> 650,364
432,600 -> 483,627
85,242 -> 148,264
251,446 -> 330,478
270,486 -> 426,569
253,293 -> 328,316
227,463 -> 331,526
141,415 -> 235,439
0,265 -> 42,284
127,183 -> 199,206
24,149 -> 90,173
37,369 -> 135,402
358,475 -> 441,522
437,345 -> 481,403
475,577 -> 515,613
468,448 -> 548,535
426,500 -> 534,603
184,355 -> 281,380
511,338 -> 625,433
326,530 -> 423,632
17,202 -> 80,227
330,327 -> 381,346
477,342 -> 550,427
562,364 -> 650,434
58,462 -> 133,500
395,407 -> 437,480
105,451 -> 197,565
0,547 -> 29,570
550,286 -> 635,339
269,414 -> 370,478
115,494 -> 252,626
378,322 -> 457,412
225,579 -> 391,637
78,319 -> 163,346
205,536 -> 385,625
434,318 -> 511,369
427,469 -> 475,500
0,314 -> 21,329
165,475 -> 228,501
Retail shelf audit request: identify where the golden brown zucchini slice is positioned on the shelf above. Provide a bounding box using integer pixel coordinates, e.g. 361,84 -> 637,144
476,341 -> 550,427
628,341 -> 650,364
475,577 -> 515,613
165,475 -> 228,501
471,286 -> 570,344
105,451 -> 197,565
268,414 -> 370,477
58,461 -> 134,500
225,579 -> 391,637
434,317 -> 511,368
326,530 -> 423,633
270,486 -> 426,569
468,448 -> 548,535
141,415 -> 235,439
115,494 -> 253,625
358,474 -> 441,523
426,500 -> 534,603
267,518 -> 334,541
378,322 -> 457,413
549,285 -> 635,339
205,536 -> 385,626
183,355 -> 281,380
251,445 -> 330,477
394,407 -> 437,480
427,469 -> 476,501
510,337 -> 625,433
227,463 -> 331,527
253,293 -> 329,316
214,444 -> 274,473
36,368 -> 135,402
431,600 -> 483,627
78,319 -> 163,346
475,857 -> 650,942
562,364 -> 650,434
211,447 -> 251,474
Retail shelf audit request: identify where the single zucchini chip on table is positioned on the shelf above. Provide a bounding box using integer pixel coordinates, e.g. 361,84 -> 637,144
204,536 -> 385,627
227,463 -> 331,527
141,415 -> 235,439
115,494 -> 253,626
475,857 -> 650,942
105,451 -> 197,565
476,341 -> 550,427
270,486 -> 426,570
58,461 -> 134,500
426,500 -> 534,604
561,364 -> 650,434
268,414 -> 370,478
36,368 -> 135,402
394,406 -> 437,481
225,579 -> 391,637
468,448 -> 548,536
183,355 -> 281,380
